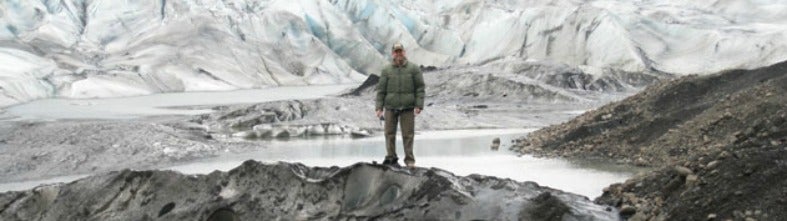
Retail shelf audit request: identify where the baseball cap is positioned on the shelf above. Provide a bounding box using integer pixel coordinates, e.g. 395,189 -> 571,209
392,43 -> 404,51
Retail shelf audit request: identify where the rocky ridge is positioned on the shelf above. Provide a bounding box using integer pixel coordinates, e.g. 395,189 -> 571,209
0,161 -> 620,221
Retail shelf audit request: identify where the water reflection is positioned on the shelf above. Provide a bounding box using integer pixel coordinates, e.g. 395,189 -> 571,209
169,129 -> 639,198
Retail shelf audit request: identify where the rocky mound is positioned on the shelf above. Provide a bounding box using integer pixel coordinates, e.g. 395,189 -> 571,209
512,60 -> 787,220
0,161 -> 619,221
514,60 -> 787,167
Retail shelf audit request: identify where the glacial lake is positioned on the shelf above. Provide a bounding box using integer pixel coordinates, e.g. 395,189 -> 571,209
168,128 -> 640,198
0,85 -> 642,198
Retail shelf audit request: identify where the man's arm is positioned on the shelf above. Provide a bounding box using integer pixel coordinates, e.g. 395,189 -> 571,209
375,71 -> 388,111
414,67 -> 425,110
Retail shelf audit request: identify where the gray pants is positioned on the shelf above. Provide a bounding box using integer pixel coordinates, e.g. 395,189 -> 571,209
384,108 -> 415,164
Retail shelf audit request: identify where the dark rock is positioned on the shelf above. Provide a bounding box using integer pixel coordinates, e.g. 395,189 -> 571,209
158,202 -> 176,217
520,192 -> 571,221
463,92 -> 480,97
207,208 -> 238,221
619,205 -> 637,216
491,137 -> 501,150
344,74 -> 379,96
628,211 -> 649,221
420,65 -> 438,72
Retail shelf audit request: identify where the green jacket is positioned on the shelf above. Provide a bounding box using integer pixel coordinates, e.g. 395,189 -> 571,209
375,60 -> 425,110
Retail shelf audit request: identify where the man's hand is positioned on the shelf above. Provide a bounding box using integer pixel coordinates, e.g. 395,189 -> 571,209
376,110 -> 384,118
414,108 -> 422,116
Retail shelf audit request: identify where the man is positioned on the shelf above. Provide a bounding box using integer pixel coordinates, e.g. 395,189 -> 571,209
375,42 -> 425,169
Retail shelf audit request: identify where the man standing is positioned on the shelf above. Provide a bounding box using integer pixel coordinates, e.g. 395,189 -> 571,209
375,43 -> 425,169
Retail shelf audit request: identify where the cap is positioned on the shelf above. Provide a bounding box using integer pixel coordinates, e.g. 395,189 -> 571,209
392,43 -> 404,51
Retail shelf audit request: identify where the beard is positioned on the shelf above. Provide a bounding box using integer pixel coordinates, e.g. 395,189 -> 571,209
393,55 -> 406,65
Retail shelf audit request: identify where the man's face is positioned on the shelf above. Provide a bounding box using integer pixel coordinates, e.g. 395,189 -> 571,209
392,49 -> 405,60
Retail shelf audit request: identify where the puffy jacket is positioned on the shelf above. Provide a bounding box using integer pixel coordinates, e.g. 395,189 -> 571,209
375,60 -> 425,110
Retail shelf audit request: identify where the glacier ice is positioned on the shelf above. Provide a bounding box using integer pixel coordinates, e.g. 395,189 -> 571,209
0,0 -> 785,108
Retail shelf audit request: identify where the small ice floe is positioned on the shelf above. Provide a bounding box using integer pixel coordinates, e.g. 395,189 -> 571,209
350,129 -> 372,138
231,130 -> 256,139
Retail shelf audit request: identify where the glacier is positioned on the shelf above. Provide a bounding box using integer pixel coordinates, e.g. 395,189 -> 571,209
1,0 -> 785,108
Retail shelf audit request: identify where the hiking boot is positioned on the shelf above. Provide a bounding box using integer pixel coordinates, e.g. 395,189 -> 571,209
382,156 -> 399,167
406,162 -> 415,169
